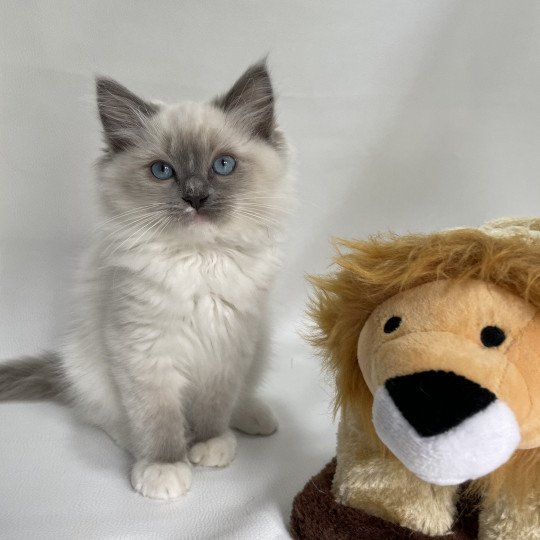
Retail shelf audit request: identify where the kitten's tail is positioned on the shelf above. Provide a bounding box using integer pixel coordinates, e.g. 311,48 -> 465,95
0,352 -> 64,401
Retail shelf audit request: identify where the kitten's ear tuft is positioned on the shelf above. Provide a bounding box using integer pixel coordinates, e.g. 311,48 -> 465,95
214,60 -> 275,140
96,77 -> 158,152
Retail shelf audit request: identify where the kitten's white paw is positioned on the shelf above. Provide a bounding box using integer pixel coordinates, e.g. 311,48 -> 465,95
131,460 -> 192,500
189,430 -> 237,467
232,397 -> 278,435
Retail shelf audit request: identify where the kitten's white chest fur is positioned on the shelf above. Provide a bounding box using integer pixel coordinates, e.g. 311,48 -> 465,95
130,243 -> 277,364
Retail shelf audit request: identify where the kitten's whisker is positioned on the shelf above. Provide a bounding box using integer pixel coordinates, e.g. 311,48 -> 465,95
96,204 -> 171,229
125,216 -> 168,252
240,204 -> 284,213
100,212 -> 167,244
231,195 -> 288,202
236,207 -> 278,219
225,204 -> 280,222
98,211 -> 169,242
146,216 -> 172,246
222,201 -> 281,215
103,215 -> 163,257
106,217 -> 163,258
228,209 -> 279,228
236,200 -> 284,207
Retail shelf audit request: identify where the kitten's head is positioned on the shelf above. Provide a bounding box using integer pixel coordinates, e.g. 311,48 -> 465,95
95,61 -> 287,248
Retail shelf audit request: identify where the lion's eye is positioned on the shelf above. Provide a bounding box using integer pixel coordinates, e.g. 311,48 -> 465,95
480,326 -> 506,348
384,316 -> 402,334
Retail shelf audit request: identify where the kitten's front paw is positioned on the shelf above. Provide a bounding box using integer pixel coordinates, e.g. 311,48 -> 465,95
231,397 -> 278,435
131,460 -> 192,500
189,430 -> 237,467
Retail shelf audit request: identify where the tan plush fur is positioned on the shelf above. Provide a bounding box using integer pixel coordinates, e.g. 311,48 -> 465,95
333,408 -> 459,536
308,222 -> 540,539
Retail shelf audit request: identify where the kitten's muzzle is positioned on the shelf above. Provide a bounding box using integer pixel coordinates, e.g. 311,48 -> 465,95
181,176 -> 210,211
182,194 -> 209,211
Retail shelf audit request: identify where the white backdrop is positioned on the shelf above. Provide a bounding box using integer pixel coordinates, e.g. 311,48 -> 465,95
1,1 -> 540,538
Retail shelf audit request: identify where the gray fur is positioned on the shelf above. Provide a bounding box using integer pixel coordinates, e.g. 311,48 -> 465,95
96,77 -> 158,153
0,353 -> 63,401
214,60 -> 275,140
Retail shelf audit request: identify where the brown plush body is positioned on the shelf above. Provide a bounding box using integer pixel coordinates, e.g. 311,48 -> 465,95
290,459 -> 479,539
306,219 -> 540,539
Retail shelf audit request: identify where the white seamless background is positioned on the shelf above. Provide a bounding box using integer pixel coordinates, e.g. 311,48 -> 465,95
1,1 -> 540,538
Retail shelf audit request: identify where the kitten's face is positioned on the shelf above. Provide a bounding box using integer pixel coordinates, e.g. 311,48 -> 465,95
96,62 -> 287,246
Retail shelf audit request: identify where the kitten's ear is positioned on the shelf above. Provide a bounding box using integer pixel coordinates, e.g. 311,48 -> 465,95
214,60 -> 275,140
96,77 -> 158,152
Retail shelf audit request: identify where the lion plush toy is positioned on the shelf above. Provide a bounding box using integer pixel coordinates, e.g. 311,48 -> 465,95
291,218 -> 540,540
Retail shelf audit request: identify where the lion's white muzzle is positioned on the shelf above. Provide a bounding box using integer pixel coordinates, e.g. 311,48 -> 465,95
372,371 -> 521,485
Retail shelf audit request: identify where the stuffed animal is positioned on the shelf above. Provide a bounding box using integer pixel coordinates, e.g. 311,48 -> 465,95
291,218 -> 540,539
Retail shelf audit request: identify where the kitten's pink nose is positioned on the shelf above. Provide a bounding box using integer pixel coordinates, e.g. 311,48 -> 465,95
182,194 -> 209,211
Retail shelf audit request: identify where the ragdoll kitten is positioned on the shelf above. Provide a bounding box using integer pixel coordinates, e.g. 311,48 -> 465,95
0,61 -> 288,499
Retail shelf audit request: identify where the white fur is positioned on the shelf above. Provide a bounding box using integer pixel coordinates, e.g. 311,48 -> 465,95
131,461 -> 192,500
189,430 -> 237,467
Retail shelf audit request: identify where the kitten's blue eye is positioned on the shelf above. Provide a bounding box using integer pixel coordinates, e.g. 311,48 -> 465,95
212,155 -> 236,176
151,161 -> 174,180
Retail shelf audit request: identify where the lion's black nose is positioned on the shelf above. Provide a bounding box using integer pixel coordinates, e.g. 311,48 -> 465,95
385,370 -> 496,437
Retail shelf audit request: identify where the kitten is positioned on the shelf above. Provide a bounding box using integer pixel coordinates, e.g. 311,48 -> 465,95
0,61 -> 288,499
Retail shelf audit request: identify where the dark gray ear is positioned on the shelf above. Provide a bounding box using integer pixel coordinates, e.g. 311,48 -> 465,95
96,77 -> 158,152
214,60 -> 275,139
